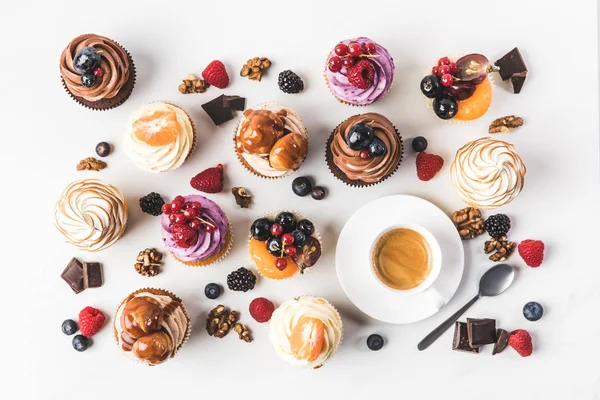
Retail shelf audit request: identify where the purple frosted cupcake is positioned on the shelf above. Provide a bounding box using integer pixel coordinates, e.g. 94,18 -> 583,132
160,195 -> 232,267
324,37 -> 395,106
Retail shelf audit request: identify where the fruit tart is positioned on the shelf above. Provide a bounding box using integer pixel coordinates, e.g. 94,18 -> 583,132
249,212 -> 322,280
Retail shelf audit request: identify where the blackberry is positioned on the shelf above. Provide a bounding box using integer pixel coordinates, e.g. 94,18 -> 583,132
485,214 -> 511,238
139,192 -> 165,216
227,267 -> 256,292
278,70 -> 304,94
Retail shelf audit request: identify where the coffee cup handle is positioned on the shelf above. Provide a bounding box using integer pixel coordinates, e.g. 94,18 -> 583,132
424,287 -> 446,311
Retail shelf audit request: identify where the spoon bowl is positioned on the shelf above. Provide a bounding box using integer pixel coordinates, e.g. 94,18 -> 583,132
479,264 -> 515,297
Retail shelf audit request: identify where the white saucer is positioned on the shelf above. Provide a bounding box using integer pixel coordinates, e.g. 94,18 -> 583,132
336,195 -> 464,324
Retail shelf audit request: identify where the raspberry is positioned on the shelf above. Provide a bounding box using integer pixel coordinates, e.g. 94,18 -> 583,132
508,329 -> 533,357
347,59 -> 375,89
171,223 -> 198,248
518,239 -> 545,268
78,306 -> 105,337
190,164 -> 224,193
416,152 -> 444,181
249,297 -> 275,323
202,60 -> 229,89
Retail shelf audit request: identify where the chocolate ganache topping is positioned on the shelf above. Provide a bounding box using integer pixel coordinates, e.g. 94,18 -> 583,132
330,113 -> 402,183
59,34 -> 130,102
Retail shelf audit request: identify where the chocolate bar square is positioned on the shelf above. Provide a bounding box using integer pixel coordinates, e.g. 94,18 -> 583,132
495,47 -> 528,93
83,262 -> 103,288
202,95 -> 234,126
492,329 -> 509,355
467,318 -> 497,347
61,257 -> 84,294
452,321 -> 479,353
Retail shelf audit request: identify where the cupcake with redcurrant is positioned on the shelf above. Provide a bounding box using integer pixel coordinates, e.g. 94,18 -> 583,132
160,195 -> 232,267
326,113 -> 403,187
420,54 -> 499,122
249,212 -> 322,280
235,103 -> 308,179
324,37 -> 395,106
59,34 -> 135,110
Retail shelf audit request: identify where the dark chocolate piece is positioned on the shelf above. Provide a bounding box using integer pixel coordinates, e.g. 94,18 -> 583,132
452,321 -> 479,353
223,95 -> 246,111
511,72 -> 527,94
494,47 -> 527,94
201,95 -> 234,126
467,318 -> 497,347
492,329 -> 509,355
83,262 -> 103,288
61,257 -> 84,294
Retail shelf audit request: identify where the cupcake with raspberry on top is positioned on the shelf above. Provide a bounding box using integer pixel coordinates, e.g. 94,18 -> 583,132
324,37 -> 395,106
161,195 -> 232,267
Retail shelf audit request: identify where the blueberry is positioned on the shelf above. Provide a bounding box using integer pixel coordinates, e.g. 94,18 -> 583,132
292,177 -> 312,197
291,230 -> 307,246
523,301 -> 543,321
297,219 -> 315,236
250,218 -> 272,241
367,334 -> 384,351
412,136 -> 428,152
204,283 -> 221,299
346,123 -> 374,150
81,73 -> 97,88
95,142 -> 111,157
420,75 -> 442,99
368,138 -> 387,157
274,212 -> 297,233
61,319 -> 78,336
73,47 -> 101,73
266,236 -> 283,257
433,94 -> 458,120
72,335 -> 90,352
311,186 -> 326,200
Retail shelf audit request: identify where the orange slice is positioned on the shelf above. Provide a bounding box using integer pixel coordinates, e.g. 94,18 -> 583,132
249,238 -> 299,279
454,78 -> 493,121
290,317 -> 325,362
133,109 -> 181,146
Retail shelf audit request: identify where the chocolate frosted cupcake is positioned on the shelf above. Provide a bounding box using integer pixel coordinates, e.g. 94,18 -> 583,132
326,113 -> 403,186
59,33 -> 135,110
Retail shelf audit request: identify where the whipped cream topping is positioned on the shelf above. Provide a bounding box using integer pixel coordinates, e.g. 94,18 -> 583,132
269,297 -> 342,368
450,137 -> 526,209
124,102 -> 194,173
54,179 -> 128,252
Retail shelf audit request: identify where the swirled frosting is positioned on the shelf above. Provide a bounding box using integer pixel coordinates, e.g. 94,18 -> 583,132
160,195 -> 229,262
124,102 -> 195,173
59,34 -> 130,102
450,138 -> 526,209
324,37 -> 395,105
330,113 -> 402,183
269,297 -> 342,368
54,179 -> 128,252
114,289 -> 189,366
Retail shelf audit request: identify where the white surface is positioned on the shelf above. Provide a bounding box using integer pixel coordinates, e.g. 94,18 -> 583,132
336,195 -> 463,323
2,0 -> 600,398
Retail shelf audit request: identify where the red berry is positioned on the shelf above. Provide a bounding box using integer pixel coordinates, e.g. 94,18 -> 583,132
183,208 -> 197,219
174,213 -> 186,224
334,43 -> 348,56
271,224 -> 283,237
431,66 -> 439,75
282,233 -> 295,246
93,67 -> 104,77
172,223 -> 198,248
170,202 -> 181,213
518,240 -> 545,268
202,60 -> 229,89
438,56 -> 451,67
360,149 -> 371,160
275,258 -> 288,271
78,307 -> 105,337
508,329 -> 533,357
285,246 -> 297,256
169,214 -> 177,223
190,201 -> 202,210
190,164 -> 224,193
173,196 -> 185,208
448,62 -> 458,75
347,59 -> 375,89
249,297 -> 275,323
189,219 -> 201,230
365,42 -> 377,55
416,152 -> 444,181
328,56 -> 342,72
343,57 -> 356,69
205,223 -> 216,233
440,73 -> 453,87
348,42 -> 363,57
162,204 -> 172,215
439,65 -> 450,75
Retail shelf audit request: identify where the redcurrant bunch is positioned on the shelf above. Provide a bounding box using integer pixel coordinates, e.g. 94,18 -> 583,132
328,41 -> 378,73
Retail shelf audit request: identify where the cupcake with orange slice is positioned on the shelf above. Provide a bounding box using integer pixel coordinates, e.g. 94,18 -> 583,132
420,54 -> 497,122
124,102 -> 196,173
269,296 -> 342,369
249,211 -> 322,280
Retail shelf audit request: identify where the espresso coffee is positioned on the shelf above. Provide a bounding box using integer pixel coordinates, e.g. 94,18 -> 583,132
371,228 -> 432,290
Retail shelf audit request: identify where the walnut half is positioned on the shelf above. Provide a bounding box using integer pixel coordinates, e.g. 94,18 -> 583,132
452,207 -> 485,240
484,236 -> 515,262
489,115 -> 523,134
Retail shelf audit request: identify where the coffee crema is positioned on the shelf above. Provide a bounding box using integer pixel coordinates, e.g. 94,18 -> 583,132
371,228 -> 432,290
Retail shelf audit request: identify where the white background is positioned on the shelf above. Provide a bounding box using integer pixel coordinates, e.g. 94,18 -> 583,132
2,0 -> 600,398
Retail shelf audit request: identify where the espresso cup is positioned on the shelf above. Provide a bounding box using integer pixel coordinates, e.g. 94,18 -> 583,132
369,223 -> 442,295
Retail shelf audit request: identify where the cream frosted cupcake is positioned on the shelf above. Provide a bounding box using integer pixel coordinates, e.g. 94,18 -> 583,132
124,102 -> 196,173
234,103 -> 308,178
450,137 -> 526,209
54,179 -> 128,252
114,288 -> 191,366
269,296 -> 342,369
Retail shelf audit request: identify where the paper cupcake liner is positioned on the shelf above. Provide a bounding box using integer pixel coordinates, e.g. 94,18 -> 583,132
325,119 -> 403,188
61,40 -> 136,111
113,287 -> 192,366
249,211 -> 322,281
233,103 -> 308,179
170,219 -> 233,267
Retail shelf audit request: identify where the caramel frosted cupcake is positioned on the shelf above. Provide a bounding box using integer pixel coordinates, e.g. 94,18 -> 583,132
124,102 -> 196,173
114,288 -> 191,366
450,137 -> 526,209
54,179 -> 128,252
59,33 -> 135,110
326,113 -> 403,186
269,296 -> 342,369
234,103 -> 308,178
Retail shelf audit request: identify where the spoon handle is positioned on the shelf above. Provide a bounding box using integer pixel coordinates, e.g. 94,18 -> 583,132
417,293 -> 481,351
